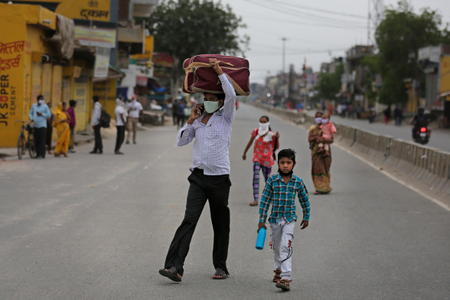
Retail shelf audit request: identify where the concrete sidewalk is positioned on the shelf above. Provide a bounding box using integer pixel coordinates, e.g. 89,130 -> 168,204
0,117 -> 171,160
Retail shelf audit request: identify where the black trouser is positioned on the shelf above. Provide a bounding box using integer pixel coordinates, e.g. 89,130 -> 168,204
115,125 -> 125,152
93,124 -> 103,152
34,127 -> 47,158
164,169 -> 232,276
172,113 -> 177,125
176,114 -> 185,128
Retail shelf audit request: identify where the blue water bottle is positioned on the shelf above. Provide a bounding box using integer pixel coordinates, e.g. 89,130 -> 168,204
255,227 -> 266,250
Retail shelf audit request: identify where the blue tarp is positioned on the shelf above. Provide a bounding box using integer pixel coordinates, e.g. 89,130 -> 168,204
147,79 -> 167,93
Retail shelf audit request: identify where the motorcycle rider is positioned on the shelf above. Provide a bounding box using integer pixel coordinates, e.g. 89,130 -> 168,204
411,107 -> 429,139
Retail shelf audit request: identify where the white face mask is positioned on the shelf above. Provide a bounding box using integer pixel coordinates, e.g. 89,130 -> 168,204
259,122 -> 270,135
315,117 -> 322,124
38,100 -> 44,105
322,119 -> 329,124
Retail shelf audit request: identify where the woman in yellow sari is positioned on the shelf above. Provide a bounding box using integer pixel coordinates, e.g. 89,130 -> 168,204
52,102 -> 71,157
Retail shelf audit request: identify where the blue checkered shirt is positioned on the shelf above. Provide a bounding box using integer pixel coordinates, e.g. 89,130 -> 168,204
177,74 -> 236,175
259,173 -> 310,224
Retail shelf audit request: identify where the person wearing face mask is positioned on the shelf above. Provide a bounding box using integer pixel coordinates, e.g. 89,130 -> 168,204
308,111 -> 334,194
317,114 -> 336,157
29,95 -> 51,159
159,58 -> 236,282
126,94 -> 143,144
242,115 -> 280,206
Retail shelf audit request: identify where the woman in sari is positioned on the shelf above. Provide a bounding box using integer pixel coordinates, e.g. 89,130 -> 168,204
52,102 -> 71,157
308,111 -> 334,194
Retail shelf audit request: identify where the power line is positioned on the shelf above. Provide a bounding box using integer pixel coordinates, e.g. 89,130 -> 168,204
241,13 -> 366,31
243,0 -> 367,28
263,0 -> 366,19
262,0 -> 367,25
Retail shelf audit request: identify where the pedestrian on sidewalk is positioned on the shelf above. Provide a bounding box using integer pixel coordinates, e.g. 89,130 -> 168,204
126,95 -> 143,144
242,115 -> 279,206
171,99 -> 178,126
384,105 -> 391,124
29,95 -> 51,159
159,58 -> 236,282
176,98 -> 187,128
67,100 -> 77,153
52,102 -> 70,157
308,111 -> 333,194
114,98 -> 127,154
394,106 -> 403,126
46,101 -> 55,155
258,149 -> 310,292
90,96 -> 103,154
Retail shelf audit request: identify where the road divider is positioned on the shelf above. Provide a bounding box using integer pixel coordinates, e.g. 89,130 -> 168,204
252,103 -> 450,197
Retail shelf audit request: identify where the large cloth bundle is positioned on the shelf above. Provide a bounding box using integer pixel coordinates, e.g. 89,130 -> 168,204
182,54 -> 250,96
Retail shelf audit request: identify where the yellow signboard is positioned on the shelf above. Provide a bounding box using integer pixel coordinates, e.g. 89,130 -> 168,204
11,0 -> 111,21
440,56 -> 450,96
0,24 -> 27,146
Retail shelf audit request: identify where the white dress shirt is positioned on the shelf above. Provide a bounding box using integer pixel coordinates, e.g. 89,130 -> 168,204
176,73 -> 236,175
127,100 -> 143,118
91,102 -> 102,126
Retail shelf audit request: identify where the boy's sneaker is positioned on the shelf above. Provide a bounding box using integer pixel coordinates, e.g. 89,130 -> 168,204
322,151 -> 330,157
276,279 -> 291,291
317,147 -> 324,153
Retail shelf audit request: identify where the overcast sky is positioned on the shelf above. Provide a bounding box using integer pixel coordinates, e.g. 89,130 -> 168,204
216,0 -> 450,84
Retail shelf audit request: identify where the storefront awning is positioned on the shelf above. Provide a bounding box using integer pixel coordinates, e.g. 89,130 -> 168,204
92,64 -> 126,82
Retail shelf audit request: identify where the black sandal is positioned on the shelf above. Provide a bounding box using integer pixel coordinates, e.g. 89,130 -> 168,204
159,267 -> 182,282
212,268 -> 228,279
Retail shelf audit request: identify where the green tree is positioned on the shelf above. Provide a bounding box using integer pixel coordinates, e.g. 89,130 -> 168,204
374,0 -> 450,105
316,63 -> 344,101
143,0 -> 249,96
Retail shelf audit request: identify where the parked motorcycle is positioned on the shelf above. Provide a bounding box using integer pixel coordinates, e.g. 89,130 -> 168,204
413,127 -> 431,145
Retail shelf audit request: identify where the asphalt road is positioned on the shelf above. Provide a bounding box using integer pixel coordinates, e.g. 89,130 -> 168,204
1,103 -> 449,300
305,110 -> 450,152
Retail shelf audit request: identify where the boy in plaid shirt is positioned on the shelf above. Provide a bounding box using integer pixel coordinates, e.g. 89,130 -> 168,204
258,149 -> 310,291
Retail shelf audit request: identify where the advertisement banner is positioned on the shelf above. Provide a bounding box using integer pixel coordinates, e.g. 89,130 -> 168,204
0,28 -> 27,146
74,75 -> 89,131
74,20 -> 117,48
94,47 -> 110,78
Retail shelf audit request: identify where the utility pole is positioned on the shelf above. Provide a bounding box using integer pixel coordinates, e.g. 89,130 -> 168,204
368,0 -> 384,47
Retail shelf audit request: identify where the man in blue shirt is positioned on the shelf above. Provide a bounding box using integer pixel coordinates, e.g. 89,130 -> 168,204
29,95 -> 51,158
